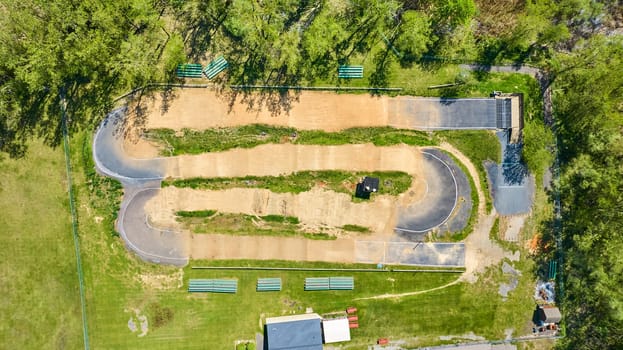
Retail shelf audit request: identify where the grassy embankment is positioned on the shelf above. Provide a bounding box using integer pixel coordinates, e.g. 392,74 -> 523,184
438,130 -> 501,213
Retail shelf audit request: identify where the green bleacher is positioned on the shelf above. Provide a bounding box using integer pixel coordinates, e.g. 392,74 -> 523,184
176,64 -> 203,78
329,277 -> 354,290
338,65 -> 364,79
203,56 -> 229,79
188,279 -> 238,293
257,278 -> 282,292
305,277 -> 330,291
305,277 -> 354,291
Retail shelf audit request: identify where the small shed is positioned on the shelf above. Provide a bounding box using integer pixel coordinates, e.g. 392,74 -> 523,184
362,177 -> 379,192
538,306 -> 562,324
355,177 -> 380,199
265,313 -> 323,350
322,317 -> 351,343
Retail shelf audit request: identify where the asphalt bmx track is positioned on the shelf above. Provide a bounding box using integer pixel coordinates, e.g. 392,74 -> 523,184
92,91 -> 501,267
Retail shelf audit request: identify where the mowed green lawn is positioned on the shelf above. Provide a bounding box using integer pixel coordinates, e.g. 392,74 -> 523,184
0,142 -> 83,349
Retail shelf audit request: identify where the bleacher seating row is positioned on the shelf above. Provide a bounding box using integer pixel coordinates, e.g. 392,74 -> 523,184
304,277 -> 330,291
188,279 -> 238,293
329,277 -> 355,290
257,278 -> 282,292
338,65 -> 364,79
188,276 -> 353,293
305,277 -> 354,291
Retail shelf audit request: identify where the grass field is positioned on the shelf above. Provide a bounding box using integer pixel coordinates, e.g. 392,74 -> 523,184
0,142 -> 83,349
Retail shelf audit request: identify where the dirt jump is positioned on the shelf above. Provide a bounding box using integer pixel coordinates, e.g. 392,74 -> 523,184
94,88 -> 489,266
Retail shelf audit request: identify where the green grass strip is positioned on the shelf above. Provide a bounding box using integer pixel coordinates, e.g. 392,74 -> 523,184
146,125 -> 436,156
176,210 -> 217,218
341,224 -> 371,233
176,212 -> 338,240
163,170 -> 412,197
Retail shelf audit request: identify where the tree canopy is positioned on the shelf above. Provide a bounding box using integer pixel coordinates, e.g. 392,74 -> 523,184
0,0 -> 169,156
552,35 -> 623,349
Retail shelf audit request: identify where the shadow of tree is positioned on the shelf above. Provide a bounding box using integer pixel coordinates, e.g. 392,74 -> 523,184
369,48 -> 394,91
502,143 -> 529,185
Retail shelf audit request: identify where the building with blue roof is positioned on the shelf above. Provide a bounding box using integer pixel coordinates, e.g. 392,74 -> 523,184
264,313 -> 323,350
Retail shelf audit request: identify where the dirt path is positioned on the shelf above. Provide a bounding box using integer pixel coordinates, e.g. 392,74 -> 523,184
190,234 -> 356,262
133,89 -> 390,132
355,278 -> 462,300
164,143 -> 427,178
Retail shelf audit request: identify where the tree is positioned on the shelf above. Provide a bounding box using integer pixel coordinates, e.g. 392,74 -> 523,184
431,0 -> 475,34
553,35 -> 623,349
0,0 -> 170,157
393,10 -> 432,64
